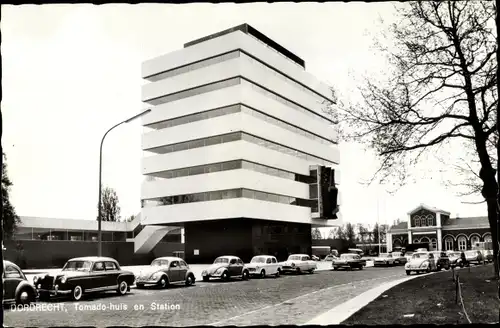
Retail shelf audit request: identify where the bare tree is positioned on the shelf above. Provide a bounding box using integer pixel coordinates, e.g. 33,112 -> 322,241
340,1 -> 498,274
97,186 -> 121,222
312,227 -> 323,240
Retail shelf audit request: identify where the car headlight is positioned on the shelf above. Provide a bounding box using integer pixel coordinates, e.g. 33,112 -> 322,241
152,272 -> 161,280
60,276 -> 67,284
255,266 -> 259,270
202,270 -> 207,274
291,263 -> 295,267
33,276 -> 38,284
421,262 -> 428,268
216,267 -> 224,274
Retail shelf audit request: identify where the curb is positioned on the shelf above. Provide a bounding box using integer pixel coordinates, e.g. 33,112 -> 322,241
306,273 -> 428,325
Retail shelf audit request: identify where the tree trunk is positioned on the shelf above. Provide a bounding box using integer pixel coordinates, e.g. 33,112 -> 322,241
486,197 -> 499,276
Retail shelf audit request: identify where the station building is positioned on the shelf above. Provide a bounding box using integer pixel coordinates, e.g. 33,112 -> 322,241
139,24 -> 342,263
386,204 -> 492,252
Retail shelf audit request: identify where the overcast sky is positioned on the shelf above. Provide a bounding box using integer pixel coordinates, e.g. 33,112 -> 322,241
2,3 -> 487,229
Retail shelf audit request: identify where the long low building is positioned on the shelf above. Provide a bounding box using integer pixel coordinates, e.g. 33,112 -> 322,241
4,215 -> 183,269
386,204 -> 492,252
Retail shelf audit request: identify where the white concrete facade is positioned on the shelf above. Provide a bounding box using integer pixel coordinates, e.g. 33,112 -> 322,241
140,25 -> 341,229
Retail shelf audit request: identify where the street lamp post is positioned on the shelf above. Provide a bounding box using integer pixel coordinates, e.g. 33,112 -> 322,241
97,109 -> 151,257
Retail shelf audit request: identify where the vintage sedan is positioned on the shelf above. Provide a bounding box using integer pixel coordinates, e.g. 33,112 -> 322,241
391,252 -> 407,265
34,256 -> 135,301
202,256 -> 250,282
280,254 -> 317,274
464,250 -> 484,265
430,251 -> 451,270
373,253 -> 396,267
405,252 -> 437,275
245,255 -> 282,278
448,251 -> 467,268
136,257 -> 195,288
3,260 -> 37,305
323,254 -> 338,262
332,254 -> 366,270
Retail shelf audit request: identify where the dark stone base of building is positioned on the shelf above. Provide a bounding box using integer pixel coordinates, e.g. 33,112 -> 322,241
3,240 -> 184,269
184,218 -> 312,264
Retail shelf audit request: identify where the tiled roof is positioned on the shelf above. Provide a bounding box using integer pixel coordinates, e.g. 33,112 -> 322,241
443,216 -> 489,228
389,222 -> 407,231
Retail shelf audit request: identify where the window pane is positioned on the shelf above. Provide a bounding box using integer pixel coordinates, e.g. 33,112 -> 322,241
205,136 -> 222,146
189,139 -> 205,149
173,142 -> 189,152
267,194 -> 278,202
189,166 -> 205,175
206,163 -> 222,173
255,191 -> 268,201
222,161 -> 241,171
241,161 -> 254,170
210,191 -> 222,200
222,133 -> 241,143
242,189 -> 254,199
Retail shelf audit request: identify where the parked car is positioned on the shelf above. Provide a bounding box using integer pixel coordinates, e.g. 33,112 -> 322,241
430,251 -> 451,270
448,251 -> 467,268
405,252 -> 438,275
34,256 -> 135,301
202,256 -> 250,282
323,254 -> 338,262
483,250 -> 494,263
347,248 -> 365,257
323,254 -> 337,262
464,250 -> 484,265
332,254 -> 366,270
404,251 -> 415,263
3,260 -> 37,305
245,255 -> 282,278
391,252 -> 407,265
280,254 -> 317,274
373,253 -> 396,267
135,257 -> 195,289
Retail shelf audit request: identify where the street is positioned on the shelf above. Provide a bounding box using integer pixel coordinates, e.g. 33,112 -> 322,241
5,265 -> 406,327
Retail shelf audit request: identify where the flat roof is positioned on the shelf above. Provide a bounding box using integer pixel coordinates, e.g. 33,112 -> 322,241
184,23 -> 305,68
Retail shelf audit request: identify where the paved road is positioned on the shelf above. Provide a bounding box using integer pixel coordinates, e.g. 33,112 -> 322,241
5,265 -> 405,327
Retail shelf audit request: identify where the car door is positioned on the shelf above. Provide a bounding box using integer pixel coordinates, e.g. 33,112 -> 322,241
169,260 -> 181,282
270,257 -> 278,273
228,259 -> 238,276
90,262 -> 107,289
3,264 -> 23,302
265,257 -> 273,273
104,261 -> 119,288
178,261 -> 189,282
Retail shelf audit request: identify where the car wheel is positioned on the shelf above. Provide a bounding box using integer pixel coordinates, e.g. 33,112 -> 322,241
117,280 -> 129,295
242,270 -> 249,280
16,287 -> 35,305
221,271 -> 230,281
185,274 -> 195,286
275,269 -> 281,278
158,276 -> 168,289
426,267 -> 431,273
308,268 -> 315,274
72,285 -> 84,301
136,283 -> 144,289
333,267 -> 338,271
296,268 -> 301,274
359,265 -> 363,270
459,262 -> 464,268
202,276 -> 209,282
445,264 -> 450,270
406,270 -> 411,275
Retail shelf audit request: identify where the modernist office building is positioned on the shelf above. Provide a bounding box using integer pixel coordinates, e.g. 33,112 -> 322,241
139,24 -> 342,263
386,204 -> 492,252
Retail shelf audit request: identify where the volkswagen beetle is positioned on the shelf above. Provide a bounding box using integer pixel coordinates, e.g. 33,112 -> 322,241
202,256 -> 250,281
135,257 -> 195,288
405,252 -> 437,275
3,260 -> 37,305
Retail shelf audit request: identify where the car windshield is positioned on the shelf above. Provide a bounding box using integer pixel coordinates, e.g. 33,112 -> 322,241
214,257 -> 229,264
151,260 -> 168,267
288,255 -> 301,261
412,253 -> 428,259
379,254 -> 391,258
251,257 -> 267,263
62,261 -> 91,272
465,251 -> 477,256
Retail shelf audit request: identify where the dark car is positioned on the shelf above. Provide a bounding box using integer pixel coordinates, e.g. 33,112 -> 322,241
3,260 -> 37,306
202,256 -> 250,281
332,254 -> 366,270
448,251 -> 467,268
135,256 -> 195,288
430,251 -> 451,270
34,256 -> 135,301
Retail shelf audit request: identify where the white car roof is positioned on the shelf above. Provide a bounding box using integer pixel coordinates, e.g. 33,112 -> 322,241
289,254 -> 309,257
154,257 -> 183,262
70,256 -> 117,262
252,255 -> 274,258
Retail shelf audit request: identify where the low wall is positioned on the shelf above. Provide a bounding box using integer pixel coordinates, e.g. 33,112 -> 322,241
3,240 -> 184,269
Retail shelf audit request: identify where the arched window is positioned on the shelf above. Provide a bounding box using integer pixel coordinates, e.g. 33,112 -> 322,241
470,235 -> 480,247
414,217 -> 420,227
427,215 -> 434,226
445,237 -> 454,251
393,239 -> 402,248
421,237 -> 430,244
413,239 -> 420,243
457,236 -> 467,251
484,235 -> 492,243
